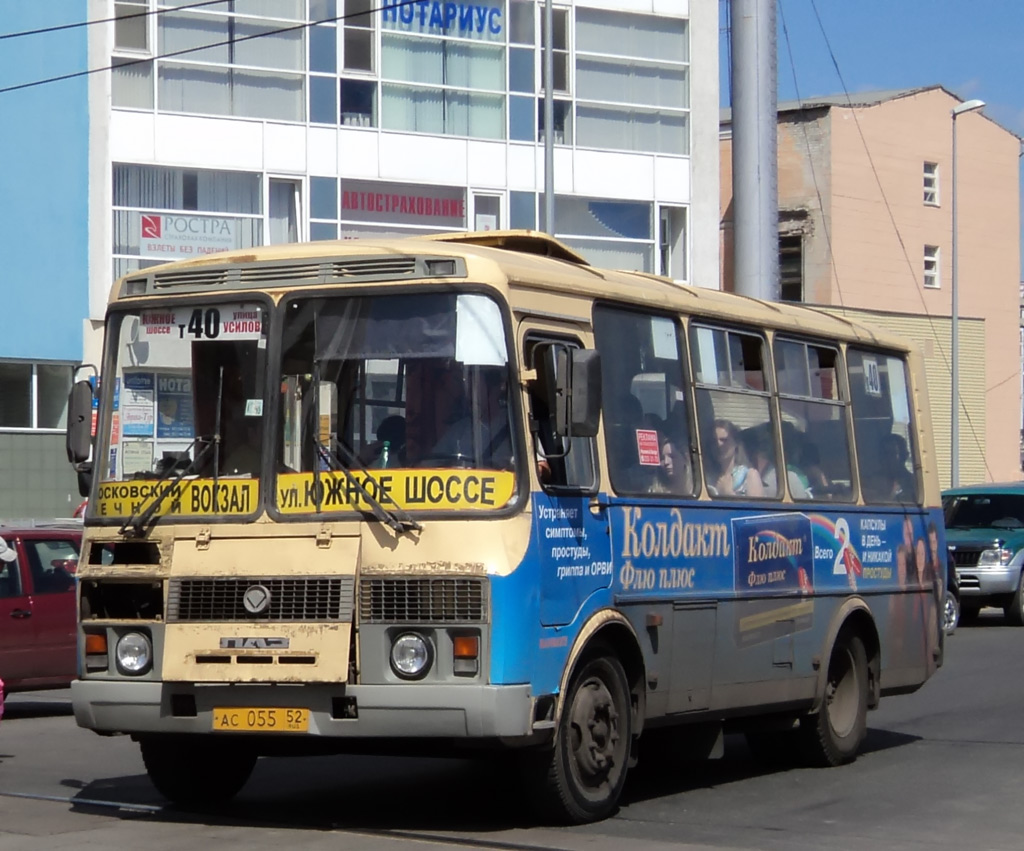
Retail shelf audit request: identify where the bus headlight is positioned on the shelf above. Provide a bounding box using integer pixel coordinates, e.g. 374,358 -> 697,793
978,547 -> 1013,566
115,631 -> 152,675
390,632 -> 432,679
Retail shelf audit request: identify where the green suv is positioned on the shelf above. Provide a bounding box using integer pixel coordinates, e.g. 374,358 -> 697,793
943,484 -> 1024,624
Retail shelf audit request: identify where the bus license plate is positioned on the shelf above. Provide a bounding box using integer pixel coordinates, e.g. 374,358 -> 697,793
212,707 -> 309,732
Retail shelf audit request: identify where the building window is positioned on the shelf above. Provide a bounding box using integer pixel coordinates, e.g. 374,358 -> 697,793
154,4 -> 306,122
510,191 -> 537,229
574,9 -> 689,155
924,162 -> 939,205
556,196 -> 654,272
115,0 -> 150,52
340,78 -> 376,126
660,206 -> 688,282
380,36 -> 506,139
473,194 -> 501,231
537,99 -> 572,145
780,235 -> 803,301
540,7 -> 569,94
924,244 -> 940,289
0,362 -> 73,431
342,0 -> 374,71
111,164 -> 264,280
112,57 -> 155,109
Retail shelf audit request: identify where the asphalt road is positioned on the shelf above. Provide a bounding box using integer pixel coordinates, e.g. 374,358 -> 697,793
2,609 -> 1023,850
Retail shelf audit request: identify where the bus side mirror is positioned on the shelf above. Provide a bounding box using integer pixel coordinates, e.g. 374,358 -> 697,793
554,348 -> 601,438
66,379 -> 94,465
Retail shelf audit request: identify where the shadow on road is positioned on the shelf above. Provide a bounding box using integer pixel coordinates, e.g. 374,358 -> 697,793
623,726 -> 919,807
61,725 -> 922,834
1,697 -> 74,720
68,754 -> 534,834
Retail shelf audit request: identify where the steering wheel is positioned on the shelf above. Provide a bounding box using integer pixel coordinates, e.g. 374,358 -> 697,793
417,452 -> 475,469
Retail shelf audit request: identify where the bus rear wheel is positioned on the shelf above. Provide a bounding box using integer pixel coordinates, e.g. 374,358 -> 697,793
140,735 -> 257,808
527,652 -> 632,824
799,631 -> 868,767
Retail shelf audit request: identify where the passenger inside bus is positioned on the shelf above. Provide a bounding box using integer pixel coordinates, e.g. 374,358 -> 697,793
429,365 -> 513,469
648,435 -> 693,495
878,432 -> 917,502
747,427 -> 808,499
705,419 -> 764,497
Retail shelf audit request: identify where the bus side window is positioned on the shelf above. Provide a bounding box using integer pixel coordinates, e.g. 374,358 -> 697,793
847,349 -> 920,505
525,337 -> 596,491
691,325 -> 775,500
775,339 -> 854,502
593,305 -> 696,497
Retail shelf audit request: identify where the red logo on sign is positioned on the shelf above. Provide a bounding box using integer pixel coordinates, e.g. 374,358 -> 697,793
141,215 -> 162,238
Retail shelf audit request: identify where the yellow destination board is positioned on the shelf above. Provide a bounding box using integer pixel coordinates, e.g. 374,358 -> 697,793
95,479 -> 258,518
94,470 -> 515,517
276,469 -> 516,513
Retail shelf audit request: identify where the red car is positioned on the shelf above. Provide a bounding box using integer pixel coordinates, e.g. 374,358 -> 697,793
0,520 -> 82,695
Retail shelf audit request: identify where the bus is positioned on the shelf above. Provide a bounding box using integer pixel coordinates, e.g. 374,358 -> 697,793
66,230 -> 944,823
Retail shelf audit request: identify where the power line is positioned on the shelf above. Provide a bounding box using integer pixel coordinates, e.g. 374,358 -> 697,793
777,0 -> 846,309
0,0 -> 227,41
0,0 -> 419,96
806,0 -> 992,481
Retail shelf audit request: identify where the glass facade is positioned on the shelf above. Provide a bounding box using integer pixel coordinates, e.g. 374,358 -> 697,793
111,1 -> 689,149
109,3 -> 692,278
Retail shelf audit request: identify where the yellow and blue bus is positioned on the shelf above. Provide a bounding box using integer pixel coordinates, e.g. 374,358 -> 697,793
66,230 -> 944,823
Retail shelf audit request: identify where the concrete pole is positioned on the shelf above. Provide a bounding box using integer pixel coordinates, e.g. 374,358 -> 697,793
730,0 -> 779,301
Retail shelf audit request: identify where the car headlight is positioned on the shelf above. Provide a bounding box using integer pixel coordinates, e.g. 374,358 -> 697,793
978,547 -> 1013,566
115,631 -> 152,675
390,632 -> 432,679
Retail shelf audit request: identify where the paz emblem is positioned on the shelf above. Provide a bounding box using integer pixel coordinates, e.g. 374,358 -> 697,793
242,584 -> 271,615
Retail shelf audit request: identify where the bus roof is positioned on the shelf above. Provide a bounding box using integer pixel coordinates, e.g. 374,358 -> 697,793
112,230 -> 911,352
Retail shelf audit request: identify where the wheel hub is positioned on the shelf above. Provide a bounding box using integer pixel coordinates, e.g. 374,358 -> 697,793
570,677 -> 620,781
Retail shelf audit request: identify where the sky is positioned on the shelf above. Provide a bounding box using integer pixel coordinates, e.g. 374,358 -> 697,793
719,0 -> 1024,275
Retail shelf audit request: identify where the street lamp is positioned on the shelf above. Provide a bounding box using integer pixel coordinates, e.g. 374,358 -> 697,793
950,98 -> 985,488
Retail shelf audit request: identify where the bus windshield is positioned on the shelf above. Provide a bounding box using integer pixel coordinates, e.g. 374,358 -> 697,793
97,302 -> 267,499
276,290 -> 518,514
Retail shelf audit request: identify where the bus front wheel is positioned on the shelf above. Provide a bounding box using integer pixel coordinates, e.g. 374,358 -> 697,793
140,735 -> 257,808
526,651 -> 632,824
799,631 -> 868,767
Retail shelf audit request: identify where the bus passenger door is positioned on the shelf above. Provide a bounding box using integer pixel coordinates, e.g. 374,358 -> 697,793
522,329 -> 612,627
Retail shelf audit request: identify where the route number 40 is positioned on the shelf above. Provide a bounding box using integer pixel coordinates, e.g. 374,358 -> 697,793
182,308 -> 221,339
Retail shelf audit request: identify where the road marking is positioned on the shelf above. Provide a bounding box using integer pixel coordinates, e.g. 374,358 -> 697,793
0,790 -> 163,814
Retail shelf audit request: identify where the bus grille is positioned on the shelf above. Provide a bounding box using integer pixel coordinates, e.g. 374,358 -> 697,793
167,577 -> 355,622
359,577 -> 487,624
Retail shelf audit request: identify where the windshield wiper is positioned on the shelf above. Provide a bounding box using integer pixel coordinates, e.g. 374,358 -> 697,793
311,434 -> 421,533
306,358 -> 420,534
120,367 -> 225,538
119,434 -> 216,538
327,438 -> 422,533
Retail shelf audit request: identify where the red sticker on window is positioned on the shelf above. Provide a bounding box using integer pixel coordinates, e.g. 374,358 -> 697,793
636,429 -> 661,466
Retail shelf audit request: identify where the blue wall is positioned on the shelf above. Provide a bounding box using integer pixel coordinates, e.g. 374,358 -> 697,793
0,1 -> 89,361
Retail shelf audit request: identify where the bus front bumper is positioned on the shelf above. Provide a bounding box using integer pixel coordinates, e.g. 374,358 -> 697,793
71,679 -> 536,740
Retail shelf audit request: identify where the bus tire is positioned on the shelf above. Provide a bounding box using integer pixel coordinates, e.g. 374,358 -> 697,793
799,631 -> 868,767
140,735 -> 257,807
527,651 -> 632,824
